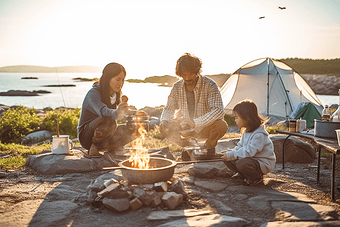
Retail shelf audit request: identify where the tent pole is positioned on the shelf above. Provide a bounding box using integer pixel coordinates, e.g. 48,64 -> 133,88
267,58 -> 270,116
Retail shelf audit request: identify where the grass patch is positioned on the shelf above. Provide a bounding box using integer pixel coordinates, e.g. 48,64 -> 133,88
0,142 -> 51,169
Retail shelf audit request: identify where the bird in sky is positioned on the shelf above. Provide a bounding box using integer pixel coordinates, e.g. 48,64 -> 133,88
278,6 -> 286,10
259,16 -> 265,19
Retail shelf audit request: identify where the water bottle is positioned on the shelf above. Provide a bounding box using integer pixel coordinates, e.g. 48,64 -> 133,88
322,105 -> 331,120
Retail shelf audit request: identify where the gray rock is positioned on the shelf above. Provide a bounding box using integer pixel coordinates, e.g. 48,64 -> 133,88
179,175 -> 195,185
129,198 -> 143,211
247,191 -> 316,211
210,199 -> 233,212
169,179 -> 186,195
188,162 -> 228,178
162,192 -> 183,210
157,214 -> 249,227
22,130 -> 52,145
45,186 -> 81,201
147,209 -> 212,221
194,180 -> 228,192
102,197 -> 130,212
271,202 -> 337,221
260,221 -> 340,227
28,200 -> 79,226
26,152 -> 113,174
270,135 -> 316,163
137,190 -> 158,206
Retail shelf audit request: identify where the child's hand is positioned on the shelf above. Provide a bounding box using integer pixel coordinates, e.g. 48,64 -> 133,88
221,151 -> 229,160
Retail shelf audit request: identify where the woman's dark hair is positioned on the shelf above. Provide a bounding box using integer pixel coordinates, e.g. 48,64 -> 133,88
99,62 -> 126,109
233,99 -> 266,132
175,53 -> 202,77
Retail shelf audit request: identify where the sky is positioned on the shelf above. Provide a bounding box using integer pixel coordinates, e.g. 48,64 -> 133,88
0,0 -> 339,79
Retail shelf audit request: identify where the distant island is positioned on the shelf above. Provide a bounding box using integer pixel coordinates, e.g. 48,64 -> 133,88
126,74 -> 230,87
0,65 -> 101,73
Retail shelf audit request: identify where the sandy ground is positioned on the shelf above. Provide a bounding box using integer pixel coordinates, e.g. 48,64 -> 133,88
1,155 -> 340,227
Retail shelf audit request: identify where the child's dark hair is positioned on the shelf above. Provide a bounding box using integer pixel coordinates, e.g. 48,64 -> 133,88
233,99 -> 266,132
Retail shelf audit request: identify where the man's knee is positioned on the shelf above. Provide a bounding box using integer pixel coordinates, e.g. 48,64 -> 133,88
214,119 -> 228,134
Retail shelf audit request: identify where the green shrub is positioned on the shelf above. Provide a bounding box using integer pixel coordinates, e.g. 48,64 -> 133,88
224,114 -> 236,126
0,106 -> 40,144
40,108 -> 81,139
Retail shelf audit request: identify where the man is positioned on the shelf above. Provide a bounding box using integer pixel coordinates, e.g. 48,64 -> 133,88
159,53 -> 228,160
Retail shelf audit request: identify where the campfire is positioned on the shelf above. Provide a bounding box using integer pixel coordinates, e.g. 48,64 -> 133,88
128,124 -> 150,169
89,116 -> 186,212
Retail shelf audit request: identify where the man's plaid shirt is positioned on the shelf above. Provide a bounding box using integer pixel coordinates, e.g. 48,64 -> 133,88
160,75 -> 225,133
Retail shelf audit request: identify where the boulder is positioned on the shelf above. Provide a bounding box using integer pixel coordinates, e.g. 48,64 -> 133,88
26,151 -> 114,174
270,134 -> 316,163
22,130 -> 52,145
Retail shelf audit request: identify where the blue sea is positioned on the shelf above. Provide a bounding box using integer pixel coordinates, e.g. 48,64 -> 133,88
0,73 -> 338,110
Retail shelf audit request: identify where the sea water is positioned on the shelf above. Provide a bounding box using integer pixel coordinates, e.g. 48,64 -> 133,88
0,73 -> 337,109
0,73 -> 171,109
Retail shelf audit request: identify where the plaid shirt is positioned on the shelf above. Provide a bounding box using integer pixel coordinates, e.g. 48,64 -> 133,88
160,75 -> 225,133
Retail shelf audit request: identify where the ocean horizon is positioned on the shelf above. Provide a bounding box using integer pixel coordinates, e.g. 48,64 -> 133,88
0,73 -> 338,110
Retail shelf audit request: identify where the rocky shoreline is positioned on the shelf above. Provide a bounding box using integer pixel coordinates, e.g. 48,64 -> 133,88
301,75 -> 340,95
0,75 -> 339,97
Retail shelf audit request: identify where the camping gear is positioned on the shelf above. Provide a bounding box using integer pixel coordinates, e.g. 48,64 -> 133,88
102,157 -> 223,184
289,119 -> 297,132
336,130 -> 340,146
125,110 -> 150,132
331,89 -> 340,122
296,118 -> 307,132
52,135 -> 74,154
54,118 -> 60,137
220,58 -> 323,119
294,103 -> 322,128
314,119 -> 340,139
322,105 -> 331,120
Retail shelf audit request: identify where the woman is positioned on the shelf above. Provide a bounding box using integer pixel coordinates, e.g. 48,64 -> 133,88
77,62 -> 134,158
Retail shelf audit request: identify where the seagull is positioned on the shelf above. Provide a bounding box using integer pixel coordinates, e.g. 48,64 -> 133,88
259,16 -> 265,19
278,6 -> 286,10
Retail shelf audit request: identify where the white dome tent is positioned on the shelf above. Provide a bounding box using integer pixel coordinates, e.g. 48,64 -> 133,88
220,58 -> 323,119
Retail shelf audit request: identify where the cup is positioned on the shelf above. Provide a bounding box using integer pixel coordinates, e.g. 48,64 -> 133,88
336,130 -> 340,146
52,135 -> 74,154
289,119 -> 297,132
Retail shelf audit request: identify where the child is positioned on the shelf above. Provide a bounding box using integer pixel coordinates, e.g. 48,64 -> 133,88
222,100 -> 276,186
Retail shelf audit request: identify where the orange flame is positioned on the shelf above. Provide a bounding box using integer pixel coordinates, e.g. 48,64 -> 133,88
128,125 -> 150,169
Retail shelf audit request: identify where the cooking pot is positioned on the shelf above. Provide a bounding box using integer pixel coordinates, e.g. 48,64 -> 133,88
314,119 -> 340,139
102,157 -> 223,184
125,110 -> 150,132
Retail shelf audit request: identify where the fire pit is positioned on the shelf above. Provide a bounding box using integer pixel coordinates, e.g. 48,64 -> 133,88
118,157 -> 177,184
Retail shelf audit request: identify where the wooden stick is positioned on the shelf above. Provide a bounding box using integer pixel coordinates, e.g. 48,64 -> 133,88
54,118 -> 60,137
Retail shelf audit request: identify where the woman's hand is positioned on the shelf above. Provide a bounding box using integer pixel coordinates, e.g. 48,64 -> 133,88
121,95 -> 128,103
116,102 -> 129,120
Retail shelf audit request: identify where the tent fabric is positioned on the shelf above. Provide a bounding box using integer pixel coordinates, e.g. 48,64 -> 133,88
294,103 -> 321,128
220,58 -> 323,119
